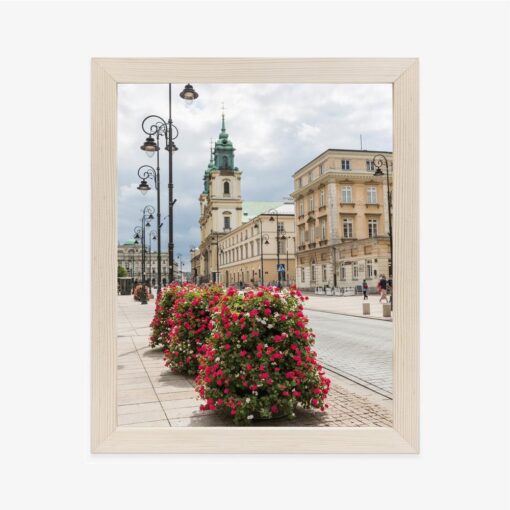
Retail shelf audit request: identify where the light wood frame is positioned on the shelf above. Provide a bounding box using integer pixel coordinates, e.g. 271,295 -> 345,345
92,58 -> 419,453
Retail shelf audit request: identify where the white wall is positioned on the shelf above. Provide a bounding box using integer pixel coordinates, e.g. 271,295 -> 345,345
1,2 -> 509,510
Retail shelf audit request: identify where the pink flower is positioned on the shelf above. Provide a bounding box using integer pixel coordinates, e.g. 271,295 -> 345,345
270,404 -> 278,414
224,343 -> 231,350
239,350 -> 247,357
264,308 -> 271,316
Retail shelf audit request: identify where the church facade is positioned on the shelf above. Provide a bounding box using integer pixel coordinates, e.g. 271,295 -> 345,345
195,114 -> 296,285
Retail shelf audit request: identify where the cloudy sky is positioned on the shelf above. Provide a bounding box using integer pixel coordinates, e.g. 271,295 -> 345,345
118,83 -> 392,269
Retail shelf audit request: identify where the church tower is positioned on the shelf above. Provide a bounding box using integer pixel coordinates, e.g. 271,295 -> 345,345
198,111 -> 243,282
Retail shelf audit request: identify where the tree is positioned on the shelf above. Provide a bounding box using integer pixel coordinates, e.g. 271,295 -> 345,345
118,265 -> 128,277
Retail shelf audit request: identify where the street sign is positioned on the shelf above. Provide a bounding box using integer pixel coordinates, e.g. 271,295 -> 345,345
277,263 -> 285,273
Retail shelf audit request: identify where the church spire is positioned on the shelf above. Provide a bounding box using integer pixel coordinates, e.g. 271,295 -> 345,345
214,105 -> 236,170
221,102 -> 226,133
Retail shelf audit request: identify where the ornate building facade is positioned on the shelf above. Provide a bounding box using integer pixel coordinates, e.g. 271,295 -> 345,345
290,149 -> 392,291
117,240 -> 179,286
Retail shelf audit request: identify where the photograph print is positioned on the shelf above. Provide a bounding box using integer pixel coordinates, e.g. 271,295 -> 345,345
116,82 -> 394,428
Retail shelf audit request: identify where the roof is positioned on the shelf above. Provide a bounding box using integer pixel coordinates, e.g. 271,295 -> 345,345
122,239 -> 138,246
241,201 -> 294,222
292,148 -> 393,177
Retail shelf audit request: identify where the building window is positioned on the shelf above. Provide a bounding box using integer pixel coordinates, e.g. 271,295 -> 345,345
301,266 -> 305,283
299,200 -> 304,216
367,186 -> 377,204
319,188 -> 325,207
322,264 -> 327,281
340,263 -> 346,281
299,227 -> 305,245
250,241 -> 254,257
368,219 -> 378,238
309,224 -> 315,243
343,218 -> 353,239
366,160 -> 375,172
341,159 -> 351,170
311,264 -> 316,282
277,221 -> 285,235
341,186 -> 352,203
352,262 -> 359,279
297,177 -> 302,189
223,181 -> 230,195
319,164 -> 324,175
308,194 -> 314,212
366,259 -> 373,278
320,219 -> 327,240
224,216 -> 231,230
308,172 -> 313,184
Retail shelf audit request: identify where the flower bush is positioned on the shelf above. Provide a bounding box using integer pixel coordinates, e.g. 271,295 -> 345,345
133,284 -> 152,302
163,285 -> 224,376
149,283 -> 193,348
195,286 -> 330,425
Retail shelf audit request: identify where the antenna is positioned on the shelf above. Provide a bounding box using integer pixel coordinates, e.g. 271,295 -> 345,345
360,134 -> 363,150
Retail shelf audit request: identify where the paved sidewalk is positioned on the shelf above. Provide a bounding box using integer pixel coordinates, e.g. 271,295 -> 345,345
304,293 -> 392,320
117,295 -> 392,428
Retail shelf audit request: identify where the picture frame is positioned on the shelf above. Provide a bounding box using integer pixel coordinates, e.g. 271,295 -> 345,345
91,58 -> 419,453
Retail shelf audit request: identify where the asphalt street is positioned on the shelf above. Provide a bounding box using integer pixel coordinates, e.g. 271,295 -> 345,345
306,310 -> 393,396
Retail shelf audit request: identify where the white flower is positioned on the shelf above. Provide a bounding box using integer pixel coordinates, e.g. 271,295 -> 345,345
267,325 -> 274,329
247,415 -> 254,420
246,398 -> 251,403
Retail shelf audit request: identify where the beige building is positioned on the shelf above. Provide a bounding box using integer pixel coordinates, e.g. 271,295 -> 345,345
117,240 -> 179,286
290,149 -> 392,292
196,113 -> 296,286
218,203 -> 296,287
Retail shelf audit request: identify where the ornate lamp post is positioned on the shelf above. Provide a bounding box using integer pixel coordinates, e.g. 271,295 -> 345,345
137,164 -> 162,293
139,83 -> 199,284
267,209 -> 286,288
285,235 -> 294,287
147,230 -> 157,293
253,218 -> 270,286
372,154 -> 393,309
133,205 -> 155,305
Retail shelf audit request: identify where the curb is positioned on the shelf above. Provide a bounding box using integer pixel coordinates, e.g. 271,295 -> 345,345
305,307 -> 392,322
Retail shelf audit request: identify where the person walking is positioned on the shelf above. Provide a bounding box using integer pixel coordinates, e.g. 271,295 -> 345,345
362,279 -> 369,300
378,275 -> 389,303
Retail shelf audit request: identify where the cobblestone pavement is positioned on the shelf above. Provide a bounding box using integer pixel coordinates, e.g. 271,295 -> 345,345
306,309 -> 393,396
117,295 -> 392,428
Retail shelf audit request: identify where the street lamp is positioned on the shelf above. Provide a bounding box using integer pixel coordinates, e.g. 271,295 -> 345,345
268,208 -> 284,288
136,165 -> 162,293
285,235 -> 294,287
140,83 -> 199,284
134,204 -> 155,305
372,154 -> 393,309
254,219 -> 270,286
147,230 -> 157,294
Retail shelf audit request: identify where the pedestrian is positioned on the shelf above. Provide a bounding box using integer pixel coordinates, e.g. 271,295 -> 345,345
378,275 -> 389,303
362,279 -> 369,300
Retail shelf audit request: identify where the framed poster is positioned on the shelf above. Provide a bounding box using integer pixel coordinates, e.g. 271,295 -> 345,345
91,58 -> 419,453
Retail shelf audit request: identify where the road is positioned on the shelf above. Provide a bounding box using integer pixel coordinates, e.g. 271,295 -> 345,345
306,310 -> 393,396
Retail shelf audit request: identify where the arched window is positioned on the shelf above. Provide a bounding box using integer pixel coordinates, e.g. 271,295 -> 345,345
223,181 -> 230,195
222,156 -> 228,168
